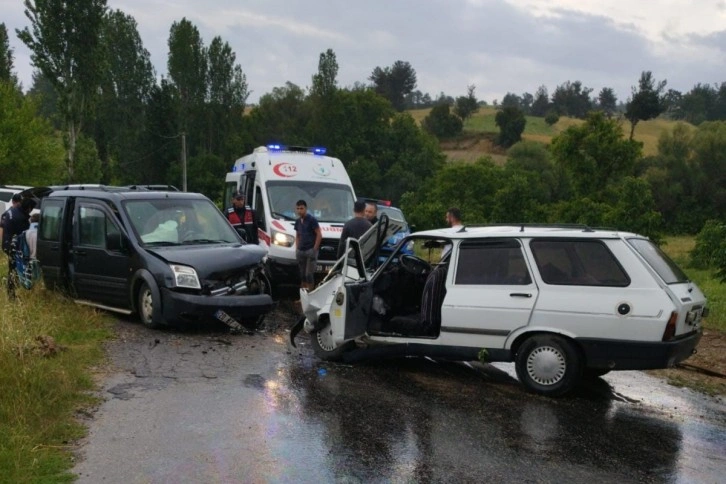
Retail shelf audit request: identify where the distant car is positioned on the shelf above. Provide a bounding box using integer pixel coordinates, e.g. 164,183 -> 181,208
292,222 -> 707,397
29,185 -> 273,330
0,184 -> 32,213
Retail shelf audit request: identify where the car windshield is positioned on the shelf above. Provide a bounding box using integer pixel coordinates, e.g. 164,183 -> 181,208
123,198 -> 240,246
627,238 -> 689,284
267,181 -> 355,223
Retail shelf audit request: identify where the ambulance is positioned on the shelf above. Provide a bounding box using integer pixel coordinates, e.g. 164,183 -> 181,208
224,145 -> 357,284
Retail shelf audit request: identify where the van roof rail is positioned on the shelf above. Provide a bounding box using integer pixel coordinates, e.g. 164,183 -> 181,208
464,223 -> 598,232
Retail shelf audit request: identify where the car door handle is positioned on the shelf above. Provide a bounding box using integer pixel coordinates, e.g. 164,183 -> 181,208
510,293 -> 532,298
73,249 -> 87,256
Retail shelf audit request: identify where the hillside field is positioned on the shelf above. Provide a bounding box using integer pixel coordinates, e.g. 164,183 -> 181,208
408,107 -> 695,164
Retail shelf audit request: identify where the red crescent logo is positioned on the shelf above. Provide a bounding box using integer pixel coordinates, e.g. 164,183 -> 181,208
272,162 -> 297,177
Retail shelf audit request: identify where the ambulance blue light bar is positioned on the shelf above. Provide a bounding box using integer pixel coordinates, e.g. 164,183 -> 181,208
312,147 -> 327,155
267,144 -> 282,151
265,144 -> 326,155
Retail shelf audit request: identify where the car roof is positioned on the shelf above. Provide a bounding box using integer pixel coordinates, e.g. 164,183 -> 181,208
24,185 -> 207,203
413,224 -> 641,240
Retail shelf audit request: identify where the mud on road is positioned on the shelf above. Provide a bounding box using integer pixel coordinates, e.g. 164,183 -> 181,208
73,300 -> 726,483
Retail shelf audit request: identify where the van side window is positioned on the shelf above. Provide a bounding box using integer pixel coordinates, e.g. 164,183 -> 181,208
530,239 -> 630,287
40,200 -> 64,241
79,206 -> 108,247
255,186 -> 266,231
455,239 -> 532,285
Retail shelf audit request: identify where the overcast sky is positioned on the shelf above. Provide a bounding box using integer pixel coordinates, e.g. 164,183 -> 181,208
2,0 -> 725,104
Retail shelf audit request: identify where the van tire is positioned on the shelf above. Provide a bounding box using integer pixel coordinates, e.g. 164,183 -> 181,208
138,282 -> 161,329
515,335 -> 581,397
311,322 -> 354,361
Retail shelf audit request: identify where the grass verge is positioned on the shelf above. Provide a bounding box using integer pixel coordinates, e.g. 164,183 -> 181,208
0,264 -> 113,483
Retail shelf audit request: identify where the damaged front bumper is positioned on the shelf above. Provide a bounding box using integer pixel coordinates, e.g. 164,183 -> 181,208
160,288 -> 273,325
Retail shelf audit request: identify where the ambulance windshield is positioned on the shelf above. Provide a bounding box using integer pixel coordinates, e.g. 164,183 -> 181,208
267,181 -> 355,223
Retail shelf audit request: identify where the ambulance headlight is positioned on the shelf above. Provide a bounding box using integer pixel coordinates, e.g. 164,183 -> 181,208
169,264 -> 201,289
272,230 -> 294,247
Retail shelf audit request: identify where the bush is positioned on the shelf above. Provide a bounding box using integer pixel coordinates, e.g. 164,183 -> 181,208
422,103 -> 463,139
544,110 -> 560,126
691,220 -> 726,280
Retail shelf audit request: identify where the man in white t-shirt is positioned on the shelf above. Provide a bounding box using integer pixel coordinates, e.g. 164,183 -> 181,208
25,213 -> 40,259
441,207 -> 463,260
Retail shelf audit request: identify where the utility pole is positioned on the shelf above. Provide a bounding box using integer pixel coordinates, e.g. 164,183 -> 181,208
181,132 -> 187,192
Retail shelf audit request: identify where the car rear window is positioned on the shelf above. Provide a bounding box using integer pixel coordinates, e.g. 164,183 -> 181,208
627,238 -> 689,284
530,239 -> 630,287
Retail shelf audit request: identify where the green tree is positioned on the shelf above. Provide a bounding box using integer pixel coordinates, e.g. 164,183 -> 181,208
17,0 -> 108,182
311,48 -> 338,99
141,78 -> 180,185
625,71 -> 667,139
551,80 -> 593,118
530,85 -> 550,117
601,176 -> 662,239
167,18 -> 207,157
0,23 -> 18,86
544,110 -> 559,126
597,87 -> 617,118
369,60 -> 417,111
27,70 -> 60,127
422,102 -> 463,139
454,85 -> 479,122
506,140 -> 569,203
95,9 -> 156,183
495,106 -> 526,148
0,80 -> 65,184
550,111 -> 642,197
690,121 -> 726,221
245,82 -> 311,147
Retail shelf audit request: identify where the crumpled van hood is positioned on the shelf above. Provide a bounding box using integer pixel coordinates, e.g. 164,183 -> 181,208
147,244 -> 267,279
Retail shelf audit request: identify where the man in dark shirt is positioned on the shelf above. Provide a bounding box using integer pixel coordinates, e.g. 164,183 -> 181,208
338,200 -> 372,259
293,200 -> 322,291
1,198 -> 34,298
364,202 -> 378,225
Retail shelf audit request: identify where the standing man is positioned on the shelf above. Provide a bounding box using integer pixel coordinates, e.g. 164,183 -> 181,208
441,207 -> 463,261
294,200 -> 322,291
1,198 -> 34,298
364,202 -> 378,225
338,200 -> 372,258
0,193 -> 22,245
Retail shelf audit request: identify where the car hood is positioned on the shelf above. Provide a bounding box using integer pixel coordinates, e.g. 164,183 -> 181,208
147,243 -> 267,278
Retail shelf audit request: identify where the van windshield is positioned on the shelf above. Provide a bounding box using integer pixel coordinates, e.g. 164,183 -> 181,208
627,238 -> 689,284
123,198 -> 240,245
267,181 -> 355,223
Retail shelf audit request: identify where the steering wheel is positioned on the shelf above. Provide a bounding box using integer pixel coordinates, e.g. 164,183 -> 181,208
400,254 -> 432,277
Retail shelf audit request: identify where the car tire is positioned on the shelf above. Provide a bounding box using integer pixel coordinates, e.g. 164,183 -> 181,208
138,281 -> 161,329
515,334 -> 582,397
310,322 -> 354,361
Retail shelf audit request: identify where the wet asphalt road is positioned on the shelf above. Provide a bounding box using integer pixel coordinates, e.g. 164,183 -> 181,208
73,300 -> 726,483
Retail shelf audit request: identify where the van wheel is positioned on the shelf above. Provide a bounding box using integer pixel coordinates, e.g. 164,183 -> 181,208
310,322 -> 354,361
138,282 -> 161,329
515,335 -> 581,397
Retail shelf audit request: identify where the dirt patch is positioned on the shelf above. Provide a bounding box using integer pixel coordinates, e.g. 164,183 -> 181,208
649,329 -> 726,396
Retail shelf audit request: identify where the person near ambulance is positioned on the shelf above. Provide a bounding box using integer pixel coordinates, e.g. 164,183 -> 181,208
226,191 -> 258,243
294,200 -> 322,291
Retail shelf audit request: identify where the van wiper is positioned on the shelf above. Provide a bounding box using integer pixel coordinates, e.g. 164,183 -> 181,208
181,239 -> 224,245
144,241 -> 179,247
271,211 -> 295,221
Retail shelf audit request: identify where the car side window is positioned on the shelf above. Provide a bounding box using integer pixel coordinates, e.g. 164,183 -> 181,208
40,200 -> 64,241
530,239 -> 630,287
455,239 -> 532,285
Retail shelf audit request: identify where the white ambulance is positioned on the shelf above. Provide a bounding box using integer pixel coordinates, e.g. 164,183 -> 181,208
224,145 -> 357,284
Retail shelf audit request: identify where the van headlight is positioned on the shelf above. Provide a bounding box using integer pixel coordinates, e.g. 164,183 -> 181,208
170,264 -> 201,289
272,230 -> 294,247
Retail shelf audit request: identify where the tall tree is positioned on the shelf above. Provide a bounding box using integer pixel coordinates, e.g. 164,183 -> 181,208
530,85 -> 550,117
167,18 -> 207,157
454,85 -> 479,122
625,71 -> 667,139
597,87 -> 617,118
551,80 -> 593,118
206,35 -> 248,159
17,0 -> 108,182
95,9 -> 156,183
310,48 -> 338,99
0,23 -> 17,86
369,60 -> 417,111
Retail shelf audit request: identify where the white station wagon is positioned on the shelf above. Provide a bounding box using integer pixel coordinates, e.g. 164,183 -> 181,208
291,219 -> 707,396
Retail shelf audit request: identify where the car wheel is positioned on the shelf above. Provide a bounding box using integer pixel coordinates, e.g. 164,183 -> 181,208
137,282 -> 161,329
583,368 -> 611,379
310,321 -> 354,361
515,334 -> 581,397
